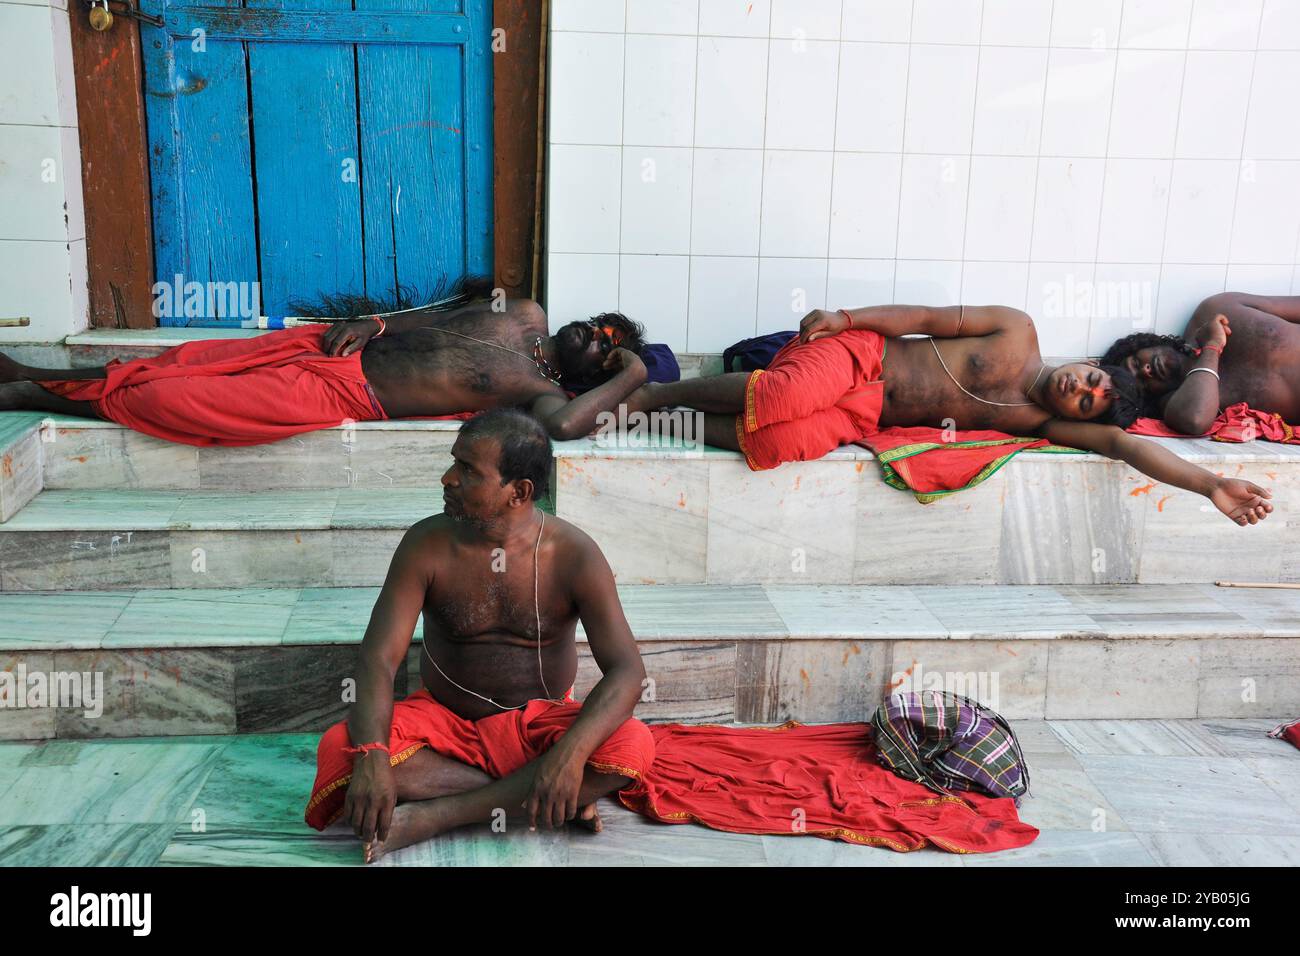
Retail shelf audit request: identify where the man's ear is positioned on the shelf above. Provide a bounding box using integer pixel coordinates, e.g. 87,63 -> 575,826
509,478 -> 535,507
1086,358 -> 1099,366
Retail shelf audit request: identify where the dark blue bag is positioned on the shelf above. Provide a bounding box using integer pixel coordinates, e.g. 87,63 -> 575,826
722,331 -> 798,372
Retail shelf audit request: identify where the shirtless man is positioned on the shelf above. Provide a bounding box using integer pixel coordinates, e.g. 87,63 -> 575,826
626,304 -> 1272,526
1100,292 -> 1300,434
303,408 -> 654,862
0,293 -> 648,444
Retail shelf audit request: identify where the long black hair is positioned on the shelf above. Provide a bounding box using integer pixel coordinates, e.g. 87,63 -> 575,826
1098,331 -> 1196,370
1092,363 -> 1145,429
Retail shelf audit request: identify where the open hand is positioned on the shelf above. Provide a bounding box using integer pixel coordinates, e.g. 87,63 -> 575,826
523,751 -> 585,830
343,751 -> 396,843
1211,478 -> 1272,526
322,318 -> 382,357
798,309 -> 850,344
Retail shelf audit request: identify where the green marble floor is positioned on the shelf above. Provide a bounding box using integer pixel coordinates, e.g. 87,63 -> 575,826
2,719 -> 1297,867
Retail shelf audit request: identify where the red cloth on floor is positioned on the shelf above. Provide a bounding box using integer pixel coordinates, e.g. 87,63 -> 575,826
858,426 -> 1077,503
735,329 -> 887,471
36,326 -> 389,446
1269,718 -> 1300,750
1128,402 -> 1298,444
304,688 -> 655,831
620,721 -> 1038,854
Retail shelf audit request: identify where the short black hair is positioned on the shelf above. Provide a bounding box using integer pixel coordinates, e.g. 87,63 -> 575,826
1098,331 -> 1196,370
1093,364 -> 1144,429
458,409 -> 552,501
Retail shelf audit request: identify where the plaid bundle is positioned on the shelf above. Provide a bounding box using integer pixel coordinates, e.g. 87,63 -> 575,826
871,690 -> 1030,802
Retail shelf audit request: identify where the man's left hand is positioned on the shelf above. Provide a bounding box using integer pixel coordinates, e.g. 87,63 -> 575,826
1211,477 -> 1272,526
524,750 -> 586,830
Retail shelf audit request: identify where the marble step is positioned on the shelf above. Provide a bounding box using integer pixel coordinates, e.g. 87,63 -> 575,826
4,412 -> 1300,585
2,583 -> 1297,739
0,487 -> 482,590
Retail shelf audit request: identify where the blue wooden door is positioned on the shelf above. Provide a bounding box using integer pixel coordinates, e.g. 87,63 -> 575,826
138,0 -> 492,326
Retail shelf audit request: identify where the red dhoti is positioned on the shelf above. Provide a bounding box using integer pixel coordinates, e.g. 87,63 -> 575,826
304,688 -> 655,831
36,326 -> 388,446
735,329 -> 888,470
620,721 -> 1039,854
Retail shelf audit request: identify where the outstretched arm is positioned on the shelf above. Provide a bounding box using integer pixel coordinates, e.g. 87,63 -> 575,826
799,304 -> 1030,343
1037,419 -> 1272,526
343,524 -> 432,843
523,534 -> 646,829
530,348 -> 648,441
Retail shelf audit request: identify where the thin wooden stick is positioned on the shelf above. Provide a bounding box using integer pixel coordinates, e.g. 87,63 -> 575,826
0,317 -> 31,327
1215,581 -> 1300,589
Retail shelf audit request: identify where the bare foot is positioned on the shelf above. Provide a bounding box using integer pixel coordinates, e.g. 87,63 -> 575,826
362,799 -> 449,864
573,802 -> 603,833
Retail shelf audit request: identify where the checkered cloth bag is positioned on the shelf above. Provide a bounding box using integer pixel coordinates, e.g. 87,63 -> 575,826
871,690 -> 1030,802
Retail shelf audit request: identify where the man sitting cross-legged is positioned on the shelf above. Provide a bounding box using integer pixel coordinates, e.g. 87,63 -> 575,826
0,280 -> 648,445
625,303 -> 1272,526
304,408 -> 653,863
1101,291 -> 1300,434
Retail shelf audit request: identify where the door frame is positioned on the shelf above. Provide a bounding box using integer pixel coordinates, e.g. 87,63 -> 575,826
68,0 -> 546,328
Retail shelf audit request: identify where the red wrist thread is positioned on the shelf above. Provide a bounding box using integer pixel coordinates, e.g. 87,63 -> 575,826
343,742 -> 390,757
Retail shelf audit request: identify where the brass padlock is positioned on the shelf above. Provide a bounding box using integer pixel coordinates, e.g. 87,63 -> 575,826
89,0 -> 114,31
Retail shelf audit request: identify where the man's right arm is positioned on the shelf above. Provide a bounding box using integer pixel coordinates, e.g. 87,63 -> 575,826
343,522 -> 433,843
1162,313 -> 1229,435
799,305 -> 1029,343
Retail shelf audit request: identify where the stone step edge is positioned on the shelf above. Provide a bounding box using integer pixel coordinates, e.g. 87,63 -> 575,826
3,584 -> 1298,651
16,411 -> 1300,467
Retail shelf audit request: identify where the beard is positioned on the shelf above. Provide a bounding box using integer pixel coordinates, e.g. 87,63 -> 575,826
553,322 -> 592,377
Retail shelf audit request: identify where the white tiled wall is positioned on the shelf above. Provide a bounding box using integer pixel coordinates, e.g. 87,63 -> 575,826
0,0 -> 88,344
544,0 -> 1300,359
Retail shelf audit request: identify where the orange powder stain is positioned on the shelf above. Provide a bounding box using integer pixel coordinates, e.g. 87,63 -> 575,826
855,461 -> 864,473
1156,495 -> 1172,512
1130,482 -> 1157,496
677,493 -> 686,508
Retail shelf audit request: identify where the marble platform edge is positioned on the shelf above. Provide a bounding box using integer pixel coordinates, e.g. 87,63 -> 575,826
3,583 -> 1299,651
15,413 -> 1297,467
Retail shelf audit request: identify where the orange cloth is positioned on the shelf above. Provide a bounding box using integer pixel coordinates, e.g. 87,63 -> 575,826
304,688 -> 655,831
36,326 -> 388,446
620,721 -> 1039,854
735,329 -> 887,470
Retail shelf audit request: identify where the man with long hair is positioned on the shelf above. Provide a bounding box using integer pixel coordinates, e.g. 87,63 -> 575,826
1101,292 -> 1300,436
0,277 -> 649,445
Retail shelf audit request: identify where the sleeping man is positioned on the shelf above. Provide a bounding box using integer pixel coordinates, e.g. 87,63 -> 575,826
0,294 -> 648,445
624,303 -> 1273,526
1100,291 -> 1300,435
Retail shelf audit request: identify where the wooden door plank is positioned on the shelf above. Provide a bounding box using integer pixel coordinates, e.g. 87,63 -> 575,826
142,0 -> 259,325
69,17 -> 157,328
246,0 -> 364,315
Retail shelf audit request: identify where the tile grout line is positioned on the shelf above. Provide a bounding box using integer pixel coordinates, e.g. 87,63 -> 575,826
956,0 -> 989,300
1152,11 -> 1201,336
1021,0 -> 1057,319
